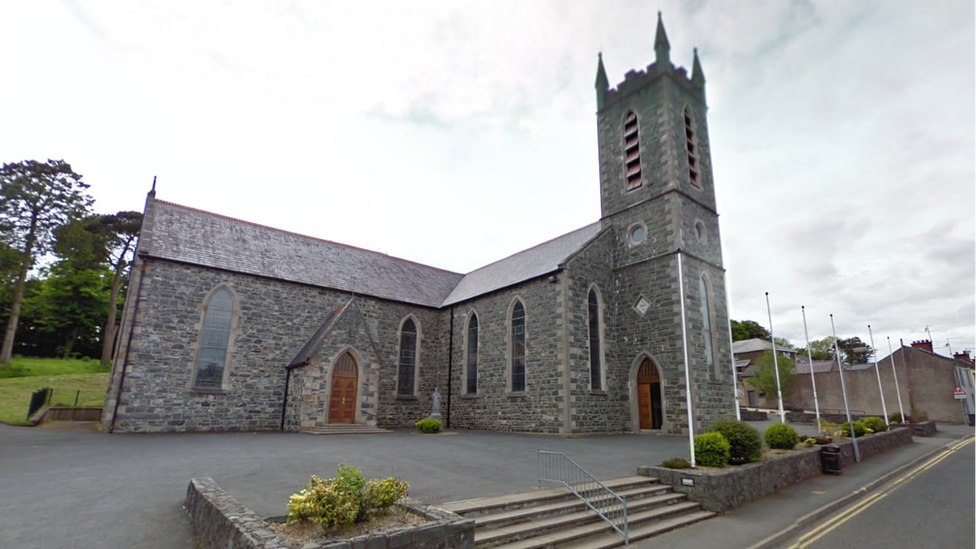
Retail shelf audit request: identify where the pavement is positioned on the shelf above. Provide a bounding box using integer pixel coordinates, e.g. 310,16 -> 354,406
0,420 -> 971,549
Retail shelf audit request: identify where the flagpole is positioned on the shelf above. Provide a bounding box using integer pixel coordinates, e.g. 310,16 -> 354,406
765,292 -> 785,423
867,325 -> 889,426
723,271 -> 741,420
677,252 -> 696,467
831,314 -> 859,462
887,336 -> 906,423
801,306 -> 820,427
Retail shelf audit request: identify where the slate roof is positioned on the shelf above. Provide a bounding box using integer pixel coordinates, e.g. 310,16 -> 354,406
142,200 -> 464,308
441,221 -> 605,306
140,198 -> 605,309
732,338 -> 794,355
287,304 -> 349,368
795,360 -> 835,374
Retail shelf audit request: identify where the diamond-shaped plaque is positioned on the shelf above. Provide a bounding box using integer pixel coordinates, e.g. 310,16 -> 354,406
634,295 -> 651,316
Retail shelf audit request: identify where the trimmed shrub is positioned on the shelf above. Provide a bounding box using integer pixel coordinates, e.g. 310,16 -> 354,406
816,418 -> 838,435
888,411 -> 906,424
840,420 -> 866,438
415,418 -> 442,434
707,419 -> 763,462
661,457 -> 691,469
287,464 -> 408,529
861,416 -> 888,433
803,438 -> 817,447
765,423 -> 800,449
694,432 -> 731,468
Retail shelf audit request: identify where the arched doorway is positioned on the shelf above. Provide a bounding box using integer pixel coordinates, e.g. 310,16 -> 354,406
637,358 -> 663,430
328,352 -> 358,423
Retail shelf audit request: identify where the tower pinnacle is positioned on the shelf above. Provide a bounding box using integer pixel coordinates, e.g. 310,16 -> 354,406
595,52 -> 609,108
654,12 -> 671,68
691,48 -> 705,85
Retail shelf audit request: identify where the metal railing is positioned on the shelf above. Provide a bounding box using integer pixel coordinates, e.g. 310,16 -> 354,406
537,450 -> 628,545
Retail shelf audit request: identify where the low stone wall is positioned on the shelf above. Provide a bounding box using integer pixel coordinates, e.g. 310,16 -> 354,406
41,407 -> 103,422
785,411 -> 865,424
909,421 -> 938,437
739,410 -> 768,421
637,427 -> 913,513
185,478 -> 474,549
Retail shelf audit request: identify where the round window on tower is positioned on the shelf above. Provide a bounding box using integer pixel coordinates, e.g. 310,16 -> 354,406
629,224 -> 646,245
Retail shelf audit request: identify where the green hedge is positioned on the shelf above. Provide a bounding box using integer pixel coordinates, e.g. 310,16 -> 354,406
694,432 -> 731,467
707,419 -> 763,462
415,418 -> 442,434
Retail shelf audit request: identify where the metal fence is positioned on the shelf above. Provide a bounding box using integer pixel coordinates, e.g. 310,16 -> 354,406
537,450 -> 628,545
27,387 -> 53,420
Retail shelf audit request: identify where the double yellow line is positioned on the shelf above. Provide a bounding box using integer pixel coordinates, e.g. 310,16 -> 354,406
787,437 -> 974,549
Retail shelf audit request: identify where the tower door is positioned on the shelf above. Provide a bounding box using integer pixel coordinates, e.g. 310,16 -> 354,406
328,353 -> 358,424
638,358 -> 663,430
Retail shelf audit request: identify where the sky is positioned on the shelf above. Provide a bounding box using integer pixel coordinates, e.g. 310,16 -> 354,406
1,1 -> 973,358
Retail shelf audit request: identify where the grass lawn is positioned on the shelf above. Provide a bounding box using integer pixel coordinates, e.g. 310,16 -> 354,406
0,357 -> 110,378
0,373 -> 109,424
0,357 -> 110,424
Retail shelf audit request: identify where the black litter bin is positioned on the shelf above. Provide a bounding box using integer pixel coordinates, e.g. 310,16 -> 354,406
821,444 -> 842,475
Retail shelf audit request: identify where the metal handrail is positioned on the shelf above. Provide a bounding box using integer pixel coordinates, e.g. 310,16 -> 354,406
537,450 -> 628,545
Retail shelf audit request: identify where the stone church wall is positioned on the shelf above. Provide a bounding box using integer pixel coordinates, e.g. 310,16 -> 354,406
446,276 -> 565,434
564,229 -> 629,433
109,258 -> 444,432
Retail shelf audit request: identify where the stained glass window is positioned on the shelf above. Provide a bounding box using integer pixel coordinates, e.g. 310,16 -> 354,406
398,319 -> 417,396
511,301 -> 526,392
194,289 -> 233,389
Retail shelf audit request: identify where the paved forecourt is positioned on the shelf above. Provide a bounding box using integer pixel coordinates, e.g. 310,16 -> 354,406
0,424 -> 688,549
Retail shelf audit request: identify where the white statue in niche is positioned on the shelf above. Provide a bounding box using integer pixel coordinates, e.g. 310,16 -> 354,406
431,388 -> 442,419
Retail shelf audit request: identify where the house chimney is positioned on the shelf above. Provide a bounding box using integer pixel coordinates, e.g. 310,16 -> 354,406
911,340 -> 933,353
953,351 -> 974,364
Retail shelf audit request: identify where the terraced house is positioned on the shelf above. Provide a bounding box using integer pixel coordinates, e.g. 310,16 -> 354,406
102,16 -> 738,435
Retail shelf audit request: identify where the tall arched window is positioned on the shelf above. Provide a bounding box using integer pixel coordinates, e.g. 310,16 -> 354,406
194,288 -> 234,390
624,111 -> 642,190
397,318 -> 418,396
700,276 -> 716,374
466,313 -> 479,394
685,107 -> 699,187
588,288 -> 602,391
511,301 -> 526,392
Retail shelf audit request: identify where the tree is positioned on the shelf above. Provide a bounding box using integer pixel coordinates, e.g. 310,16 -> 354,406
837,336 -> 873,364
798,336 -> 836,360
54,211 -> 141,363
0,160 -> 93,364
746,349 -> 796,398
773,337 -> 795,350
27,262 -> 110,358
731,319 -> 771,342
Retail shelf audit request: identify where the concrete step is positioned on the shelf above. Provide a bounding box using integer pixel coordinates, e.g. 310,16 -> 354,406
479,501 -> 707,549
474,484 -> 676,529
300,424 -> 391,435
555,510 -> 716,549
438,476 -> 657,516
475,493 -> 693,547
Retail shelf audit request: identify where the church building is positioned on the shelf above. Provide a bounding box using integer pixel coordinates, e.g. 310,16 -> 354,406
102,16 -> 738,435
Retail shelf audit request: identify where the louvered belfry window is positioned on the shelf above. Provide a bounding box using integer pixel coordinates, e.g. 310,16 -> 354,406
397,319 -> 417,396
685,108 -> 699,187
624,111 -> 642,190
700,277 -> 716,373
195,288 -> 233,389
466,313 -> 479,394
511,301 -> 526,392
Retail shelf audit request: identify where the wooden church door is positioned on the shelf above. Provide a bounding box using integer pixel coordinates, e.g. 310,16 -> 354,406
328,352 -> 358,424
638,358 -> 663,430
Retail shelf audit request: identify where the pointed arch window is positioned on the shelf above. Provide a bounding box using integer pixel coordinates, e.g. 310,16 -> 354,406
510,301 -> 526,392
588,289 -> 603,391
685,108 -> 699,187
194,288 -> 234,390
466,313 -> 479,394
624,111 -> 642,190
397,318 -> 418,397
700,276 -> 716,374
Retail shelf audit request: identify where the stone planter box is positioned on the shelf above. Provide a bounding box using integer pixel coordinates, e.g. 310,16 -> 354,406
185,478 -> 474,549
738,410 -> 768,422
908,421 -> 938,437
637,427 -> 912,513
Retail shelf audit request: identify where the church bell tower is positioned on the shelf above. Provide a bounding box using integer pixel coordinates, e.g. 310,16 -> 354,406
596,13 -> 736,433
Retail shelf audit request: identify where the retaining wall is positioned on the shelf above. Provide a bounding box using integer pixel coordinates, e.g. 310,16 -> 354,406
637,427 -> 913,513
185,477 -> 474,549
